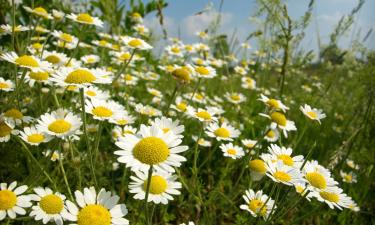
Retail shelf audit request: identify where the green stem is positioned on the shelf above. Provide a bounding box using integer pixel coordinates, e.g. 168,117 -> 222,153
93,121 -> 103,167
59,151 -> 73,200
164,82 -> 179,113
112,49 -> 136,84
79,88 -> 97,186
11,0 -> 16,52
144,165 -> 153,225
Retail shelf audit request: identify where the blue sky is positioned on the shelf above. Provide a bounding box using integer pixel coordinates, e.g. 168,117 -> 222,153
142,0 -> 374,54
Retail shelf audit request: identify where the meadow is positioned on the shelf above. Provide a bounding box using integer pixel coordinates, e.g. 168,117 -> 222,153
0,0 -> 374,224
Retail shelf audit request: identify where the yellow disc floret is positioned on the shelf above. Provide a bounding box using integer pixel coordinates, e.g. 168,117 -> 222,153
29,71 -> 49,81
128,39 -> 142,48
214,127 -> 230,138
273,171 -> 292,182
306,172 -> 326,189
65,69 -> 96,84
0,190 -> 17,210
319,191 -> 339,203
4,108 -> 23,119
143,175 -> 168,194
195,66 -> 209,75
172,68 -> 190,82
0,121 -> 12,137
266,99 -> 279,108
48,119 -> 72,133
133,137 -> 170,165
27,134 -> 44,143
277,154 -> 294,166
248,199 -> 266,216
196,111 -> 211,121
39,194 -> 64,214
270,112 -> 287,126
248,159 -> 267,174
77,204 -> 111,225
15,55 -> 39,67
77,13 -> 94,23
92,106 -> 113,118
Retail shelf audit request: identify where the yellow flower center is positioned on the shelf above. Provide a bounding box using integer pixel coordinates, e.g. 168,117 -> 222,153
343,174 -> 352,182
195,94 -> 203,100
176,103 -> 187,111
277,154 -> 294,166
32,43 -> 43,50
306,172 -> 326,189
231,95 -> 241,101
120,53 -> 131,61
266,130 -> 275,138
214,127 -> 230,138
92,106 -> 113,118
172,68 -> 190,82
295,185 -> 304,194
0,190 -> 17,210
77,13 -> 94,23
4,108 -> 23,119
248,199 -> 266,216
0,122 -> 12,137
307,111 -> 318,119
266,99 -> 279,108
117,119 -> 128,125
77,204 -> 111,225
61,33 -> 73,42
39,194 -> 64,214
227,149 -> 236,155
248,159 -> 266,173
15,55 -> 39,67
270,112 -> 287,126
128,39 -> 142,48
0,82 -> 10,89
27,134 -> 45,143
143,175 -> 168,194
98,40 -> 107,46
45,55 -> 61,64
171,47 -> 180,53
30,71 -> 49,81
65,69 -> 96,84
87,58 -> 96,63
195,66 -> 209,75
319,191 -> 339,203
48,119 -> 72,133
196,111 -> 211,121
133,137 -> 170,165
33,7 -> 48,15
273,171 -> 292,182
124,74 -> 133,81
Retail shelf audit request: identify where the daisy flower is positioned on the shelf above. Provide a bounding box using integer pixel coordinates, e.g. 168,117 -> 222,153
109,113 -> 136,126
129,170 -> 181,204
265,161 -> 304,186
300,104 -> 326,124
42,51 -> 68,67
206,122 -> 240,141
51,30 -> 78,45
23,6 -> 52,19
121,73 -> 139,86
240,189 -> 276,220
151,117 -> 185,136
111,125 -> 137,140
242,139 -> 257,149
66,13 -> 103,27
51,67 -> 112,88
193,65 -> 216,78
264,128 -> 279,142
171,97 -> 190,113
294,182 -> 312,201
37,109 -> 82,139
64,187 -> 129,225
122,36 -> 152,50
171,65 -> 194,84
340,171 -> 357,183
302,160 -> 338,191
133,24 -> 149,35
81,54 -> 100,65
248,159 -> 267,181
241,76 -> 256,89
311,186 -> 353,210
82,86 -> 110,100
189,107 -> 218,123
42,150 -> 62,162
225,92 -> 247,104
220,143 -> 245,159
192,136 -> 212,147
1,52 -> 51,72
0,77 -> 15,92
0,118 -> 17,142
85,98 -> 124,122
265,144 -> 304,167
25,70 -> 51,86
258,94 -> 289,112
115,124 -> 188,172
346,159 -> 360,170
234,66 -> 248,76
165,44 -> 184,57
2,108 -> 33,125
52,9 -> 65,20
29,187 -> 68,225
134,104 -> 161,117
260,112 -> 297,137
130,12 -> 143,23
19,126 -> 52,146
0,181 -> 31,221
0,24 -> 29,35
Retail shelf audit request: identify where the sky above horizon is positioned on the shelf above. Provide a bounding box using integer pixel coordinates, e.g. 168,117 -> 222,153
141,0 -> 374,55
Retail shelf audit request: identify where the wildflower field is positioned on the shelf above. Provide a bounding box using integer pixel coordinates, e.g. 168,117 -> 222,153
0,0 -> 374,224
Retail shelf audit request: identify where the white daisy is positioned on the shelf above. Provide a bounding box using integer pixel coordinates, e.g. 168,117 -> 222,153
1,52 -> 51,72
260,112 -> 297,137
340,170 -> 357,183
188,107 -> 218,123
42,50 -> 68,67
37,109 -> 82,139
220,143 -> 245,159
300,104 -> 326,124
206,122 -> 240,141
82,86 -> 110,100
0,24 -> 29,35
25,70 -> 51,86
258,94 -> 289,112
51,30 -> 79,45
193,65 -> 216,78
0,117 -> 17,142
265,161 -> 304,186
23,6 -> 52,19
51,67 -> 112,88
1,108 -> 33,125
129,170 -> 181,204
19,126 -> 52,146
66,13 -> 103,27
121,36 -> 152,50
81,54 -> 100,65
0,181 -> 31,221
109,113 -> 136,126
64,187 -> 129,225
192,136 -> 212,147
0,77 -> 15,92
240,189 -> 276,220
111,125 -> 137,140
85,98 -> 124,122
224,92 -> 247,104
242,139 -> 257,149
241,76 -> 256,89
115,124 -> 188,172
302,160 -> 338,191
264,128 -> 279,142
151,117 -> 185,137
311,186 -> 353,210
265,144 -> 304,167
29,187 -> 68,225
